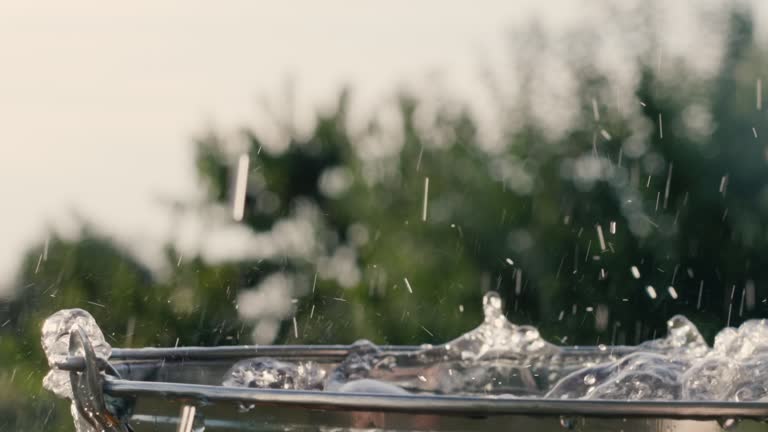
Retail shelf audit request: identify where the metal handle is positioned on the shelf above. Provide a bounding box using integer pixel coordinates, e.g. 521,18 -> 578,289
68,327 -> 132,432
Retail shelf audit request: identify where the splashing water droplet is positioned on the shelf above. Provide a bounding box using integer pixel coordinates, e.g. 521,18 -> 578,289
667,286 -> 678,300
718,418 -> 739,430
640,315 -> 708,357
559,416 -> 576,430
197,294 -> 768,402
41,308 -> 111,367
482,291 -> 503,321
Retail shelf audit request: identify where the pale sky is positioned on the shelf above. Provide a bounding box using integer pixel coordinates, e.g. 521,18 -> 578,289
0,1 -> 761,295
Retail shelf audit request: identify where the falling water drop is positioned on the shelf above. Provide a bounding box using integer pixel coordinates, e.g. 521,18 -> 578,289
592,98 -> 600,122
667,286 -> 678,300
404,277 -> 413,294
596,225 -> 607,251
232,153 -> 250,221
717,418 -> 739,430
583,374 -> 596,385
421,177 -> 429,222
559,416 -> 576,430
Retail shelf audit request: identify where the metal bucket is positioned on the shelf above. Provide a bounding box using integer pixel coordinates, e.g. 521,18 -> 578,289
56,328 -> 768,431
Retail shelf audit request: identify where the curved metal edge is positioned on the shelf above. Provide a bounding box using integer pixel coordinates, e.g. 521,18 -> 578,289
109,345 -> 421,361
103,378 -> 768,420
69,327 -> 132,432
103,344 -> 635,362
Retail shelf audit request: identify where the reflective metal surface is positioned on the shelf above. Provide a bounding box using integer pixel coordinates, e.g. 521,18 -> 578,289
55,342 -> 768,431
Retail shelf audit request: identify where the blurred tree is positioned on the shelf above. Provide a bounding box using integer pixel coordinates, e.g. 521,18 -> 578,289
185,10 -> 768,348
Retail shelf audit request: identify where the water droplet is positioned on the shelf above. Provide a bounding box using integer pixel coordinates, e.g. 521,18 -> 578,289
559,416 -> 576,430
583,374 -> 596,385
237,403 -> 255,413
718,418 -> 739,430
668,286 -> 678,300
482,291 -> 503,320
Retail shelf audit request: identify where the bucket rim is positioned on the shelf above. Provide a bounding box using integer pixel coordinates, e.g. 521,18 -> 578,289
104,377 -> 768,420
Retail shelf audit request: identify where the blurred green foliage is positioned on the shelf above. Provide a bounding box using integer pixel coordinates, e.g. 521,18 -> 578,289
4,9 -> 768,431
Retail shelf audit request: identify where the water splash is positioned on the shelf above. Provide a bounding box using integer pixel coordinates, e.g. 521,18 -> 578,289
639,315 -> 708,357
41,309 -> 111,399
446,291 -> 559,361
681,319 -> 768,402
219,292 -> 768,401
713,319 -> 768,360
41,309 -> 113,432
324,339 -> 399,391
546,352 -> 687,400
227,292 -> 569,395
681,356 -> 741,401
319,292 -> 565,395
554,317 -> 768,401
542,316 -> 705,400
223,358 -> 326,390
